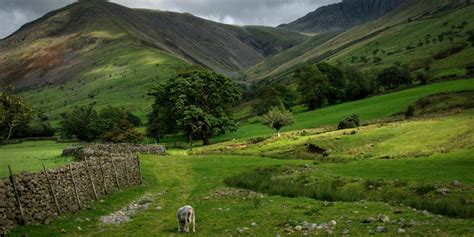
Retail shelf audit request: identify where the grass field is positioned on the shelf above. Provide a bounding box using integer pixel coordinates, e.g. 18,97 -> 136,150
0,141 -> 72,178
8,152 -> 474,236
4,92 -> 474,235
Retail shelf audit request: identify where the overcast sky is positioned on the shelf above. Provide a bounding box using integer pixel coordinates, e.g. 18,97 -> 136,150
0,0 -> 340,39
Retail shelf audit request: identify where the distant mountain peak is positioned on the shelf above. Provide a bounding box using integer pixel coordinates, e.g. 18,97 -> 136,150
279,0 -> 407,33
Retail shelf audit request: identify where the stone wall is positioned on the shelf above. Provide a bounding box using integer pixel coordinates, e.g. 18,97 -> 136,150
0,156 -> 142,235
62,143 -> 166,160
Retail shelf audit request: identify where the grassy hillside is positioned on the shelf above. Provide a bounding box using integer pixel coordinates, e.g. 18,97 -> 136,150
245,0 -> 473,81
211,78 -> 474,141
328,4 -> 474,79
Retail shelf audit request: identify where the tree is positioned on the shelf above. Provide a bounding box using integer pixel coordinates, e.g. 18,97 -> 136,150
59,105 -> 101,141
376,64 -> 412,89
0,89 -> 34,141
317,62 -> 346,104
251,84 -> 295,115
260,107 -> 294,137
344,66 -> 374,100
295,64 -> 330,110
148,69 -> 241,146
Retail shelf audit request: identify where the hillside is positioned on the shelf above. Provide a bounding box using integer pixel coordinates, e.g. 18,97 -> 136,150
246,0 -> 474,82
279,0 -> 406,33
0,0 -> 306,120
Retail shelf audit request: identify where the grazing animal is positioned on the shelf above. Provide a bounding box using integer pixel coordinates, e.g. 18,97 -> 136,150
177,205 -> 195,233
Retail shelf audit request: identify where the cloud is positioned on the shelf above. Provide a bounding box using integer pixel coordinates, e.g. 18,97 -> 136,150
0,0 -> 340,39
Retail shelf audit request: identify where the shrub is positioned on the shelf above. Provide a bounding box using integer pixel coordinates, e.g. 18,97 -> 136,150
338,114 -> 360,130
405,105 -> 415,118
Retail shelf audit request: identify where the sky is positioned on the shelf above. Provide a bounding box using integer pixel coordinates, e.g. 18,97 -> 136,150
0,0 -> 340,39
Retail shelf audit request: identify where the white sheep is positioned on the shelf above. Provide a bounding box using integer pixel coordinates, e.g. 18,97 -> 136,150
177,205 -> 196,233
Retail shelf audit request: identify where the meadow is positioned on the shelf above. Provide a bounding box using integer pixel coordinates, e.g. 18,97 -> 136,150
3,77 -> 474,235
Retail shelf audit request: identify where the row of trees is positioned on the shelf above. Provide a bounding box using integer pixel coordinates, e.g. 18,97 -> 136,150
264,63 -> 416,112
59,105 -> 143,143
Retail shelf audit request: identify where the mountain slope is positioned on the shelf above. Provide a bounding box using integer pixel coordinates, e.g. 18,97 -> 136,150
245,0 -> 474,82
279,0 -> 406,33
0,0 -> 306,120
0,0 -> 306,89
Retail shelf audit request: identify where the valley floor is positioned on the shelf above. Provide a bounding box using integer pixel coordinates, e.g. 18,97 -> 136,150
7,152 -> 474,236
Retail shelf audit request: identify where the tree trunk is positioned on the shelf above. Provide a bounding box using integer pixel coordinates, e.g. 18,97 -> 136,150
188,132 -> 193,149
6,124 -> 14,141
202,134 -> 210,146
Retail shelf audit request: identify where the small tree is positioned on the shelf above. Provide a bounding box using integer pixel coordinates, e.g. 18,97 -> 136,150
59,105 -> 101,141
377,64 -> 412,89
260,107 -> 294,137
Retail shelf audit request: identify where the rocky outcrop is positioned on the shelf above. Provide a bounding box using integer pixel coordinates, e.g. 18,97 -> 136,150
279,0 -> 406,33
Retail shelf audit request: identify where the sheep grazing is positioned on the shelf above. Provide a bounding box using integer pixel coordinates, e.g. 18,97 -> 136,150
177,205 -> 196,233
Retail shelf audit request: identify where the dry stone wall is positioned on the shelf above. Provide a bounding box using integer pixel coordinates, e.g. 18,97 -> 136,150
62,143 -> 166,160
0,156 -> 142,235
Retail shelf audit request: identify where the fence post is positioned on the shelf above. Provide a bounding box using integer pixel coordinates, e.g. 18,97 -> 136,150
8,165 -> 25,225
85,158 -> 98,200
99,160 -> 108,194
111,158 -> 120,190
124,158 -> 130,186
69,164 -> 81,210
42,163 -> 61,215
136,156 -> 143,184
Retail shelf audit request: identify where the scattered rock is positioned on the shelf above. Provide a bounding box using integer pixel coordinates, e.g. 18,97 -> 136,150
100,194 -> 154,225
156,206 -> 162,211
422,210 -> 431,216
397,228 -> 406,234
77,226 -> 82,231
378,214 -> 390,223
437,188 -> 450,194
376,226 -> 387,233
394,208 -> 403,214
60,229 -> 66,233
342,229 -> 350,235
251,222 -> 257,228
295,225 -> 303,231
328,220 -> 337,226
452,180 -> 462,187
304,164 -> 310,169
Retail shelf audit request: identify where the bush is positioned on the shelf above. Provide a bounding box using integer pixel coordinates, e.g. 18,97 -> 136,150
405,105 -> 415,118
338,114 -> 360,130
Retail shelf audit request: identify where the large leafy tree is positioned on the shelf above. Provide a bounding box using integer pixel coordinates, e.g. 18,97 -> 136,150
251,84 -> 295,116
295,64 -> 330,110
148,69 -> 241,146
59,105 -> 102,142
0,89 -> 34,141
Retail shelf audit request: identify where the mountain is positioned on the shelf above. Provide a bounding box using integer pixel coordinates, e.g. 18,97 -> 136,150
0,0 -> 306,89
0,0 -> 306,120
279,0 -> 407,33
245,0 -> 474,82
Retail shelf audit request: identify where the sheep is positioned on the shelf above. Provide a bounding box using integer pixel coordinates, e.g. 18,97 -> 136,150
177,205 -> 195,233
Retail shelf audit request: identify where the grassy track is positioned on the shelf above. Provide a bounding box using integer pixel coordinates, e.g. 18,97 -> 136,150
0,141 -> 72,178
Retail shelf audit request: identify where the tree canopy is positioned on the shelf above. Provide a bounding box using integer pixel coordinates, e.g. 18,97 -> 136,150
147,69 -> 241,145
295,64 -> 329,110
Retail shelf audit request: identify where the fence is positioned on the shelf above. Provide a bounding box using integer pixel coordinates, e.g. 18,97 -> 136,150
0,156 -> 142,235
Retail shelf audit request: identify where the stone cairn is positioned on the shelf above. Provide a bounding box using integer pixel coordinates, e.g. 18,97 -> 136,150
0,143 -> 166,235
